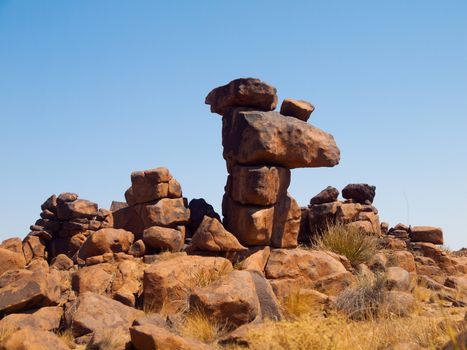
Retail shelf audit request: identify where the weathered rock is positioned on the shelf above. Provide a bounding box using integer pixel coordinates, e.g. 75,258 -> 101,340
22,235 -> 47,264
206,78 -> 278,115
388,251 -> 416,273
50,254 -> 74,271
238,246 -> 271,273
310,186 -> 339,205
142,226 -> 184,252
342,184 -> 376,204
409,226 -> 444,245
66,292 -> 143,345
1,237 -> 24,254
143,255 -> 233,314
56,199 -> 98,220
270,193 -> 301,248
0,247 -> 26,277
188,198 -> 221,236
128,239 -> 146,257
442,330 -> 467,350
126,167 -> 174,205
57,192 -> 78,203
222,109 -> 340,169
306,201 -> 341,234
0,270 -> 60,314
386,267 -> 411,292
189,270 -> 281,327
189,216 -> 247,252
229,165 -> 290,206
384,291 -> 414,316
280,98 -> 315,121
140,198 -> 190,228
0,306 -> 63,332
113,204 -> 146,238
72,263 -> 113,295
130,324 -> 213,350
41,194 -> 58,211
78,228 -> 134,259
2,328 -> 71,350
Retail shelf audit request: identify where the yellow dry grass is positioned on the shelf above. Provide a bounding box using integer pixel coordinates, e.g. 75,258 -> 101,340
178,308 -> 227,344
190,260 -> 232,288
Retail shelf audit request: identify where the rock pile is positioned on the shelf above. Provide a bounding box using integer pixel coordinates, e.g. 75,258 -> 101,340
206,78 -> 341,248
300,183 -> 381,242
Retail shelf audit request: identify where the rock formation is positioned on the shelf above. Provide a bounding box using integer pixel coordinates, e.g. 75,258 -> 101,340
205,78 -> 340,248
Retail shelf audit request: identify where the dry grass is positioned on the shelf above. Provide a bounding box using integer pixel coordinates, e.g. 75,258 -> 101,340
190,260 -> 232,288
0,323 -> 15,348
314,223 -> 378,266
281,290 -> 327,319
94,329 -> 127,350
178,308 -> 227,344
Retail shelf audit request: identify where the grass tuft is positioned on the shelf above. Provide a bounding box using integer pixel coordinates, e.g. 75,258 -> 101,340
178,308 -> 227,344
314,223 -> 378,266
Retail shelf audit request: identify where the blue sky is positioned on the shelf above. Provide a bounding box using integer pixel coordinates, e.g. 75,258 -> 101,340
0,1 -> 466,248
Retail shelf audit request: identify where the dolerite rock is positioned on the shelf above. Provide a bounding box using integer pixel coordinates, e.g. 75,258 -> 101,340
0,246 -> 26,276
280,98 -> 315,121
77,228 -> 134,259
142,226 -> 184,252
139,198 -> 190,228
189,216 -> 247,252
56,199 -> 98,220
0,306 -> 63,333
188,198 -> 221,235
222,109 -> 340,169
310,186 -> 339,205
205,78 -> 278,115
229,165 -> 290,206
409,226 -> 444,245
2,328 -> 71,350
342,183 -> 376,204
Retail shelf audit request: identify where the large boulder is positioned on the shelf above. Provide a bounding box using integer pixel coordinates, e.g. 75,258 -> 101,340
342,184 -> 376,204
222,109 -> 340,169
205,78 -> 278,116
0,247 -> 26,277
56,199 -> 98,220
2,328 -> 71,350
66,292 -> 143,346
280,98 -> 315,121
188,198 -> 221,236
142,226 -> 184,252
409,226 -> 444,245
385,267 -> 411,292
0,269 -> 60,314
139,198 -> 190,228
143,255 -> 232,314
309,186 -> 339,205
229,165 -> 290,206
189,270 -> 281,327
77,228 -> 134,259
189,216 -> 247,252
0,306 -> 63,332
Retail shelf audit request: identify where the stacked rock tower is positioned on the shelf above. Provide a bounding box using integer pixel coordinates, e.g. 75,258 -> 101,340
205,78 -> 341,248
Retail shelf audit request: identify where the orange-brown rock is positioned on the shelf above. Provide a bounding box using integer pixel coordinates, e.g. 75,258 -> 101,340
409,226 -> 444,245
0,269 -> 60,314
130,324 -> 214,350
0,306 -> 63,332
189,216 -> 247,252
142,226 -> 184,252
222,109 -> 340,169
238,246 -> 271,273
229,165 -> 290,206
342,183 -> 376,204
50,254 -> 74,271
309,186 -> 339,205
388,251 -> 416,273
143,255 -> 232,314
128,239 -> 146,257
0,247 -> 26,277
72,263 -> 114,295
386,267 -> 411,292
270,193 -> 301,248
56,199 -> 98,220
77,228 -> 134,259
126,167 -> 175,205
205,78 -> 278,116
2,328 -> 71,350
188,198 -> 221,236
22,235 -> 47,264
280,98 -> 315,121
139,198 -> 190,228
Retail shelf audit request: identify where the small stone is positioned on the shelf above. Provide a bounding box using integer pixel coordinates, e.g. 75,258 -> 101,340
342,184 -> 376,204
409,226 -> 443,245
57,192 -> 78,203
280,98 -> 315,121
309,186 -> 339,205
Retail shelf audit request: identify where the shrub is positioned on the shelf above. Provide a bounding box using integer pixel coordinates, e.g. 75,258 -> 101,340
314,223 -> 378,266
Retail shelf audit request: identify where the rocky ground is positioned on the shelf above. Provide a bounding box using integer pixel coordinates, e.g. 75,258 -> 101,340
0,78 -> 466,350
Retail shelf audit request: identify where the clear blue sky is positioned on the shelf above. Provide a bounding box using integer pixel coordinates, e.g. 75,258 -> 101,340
1,1 -> 466,248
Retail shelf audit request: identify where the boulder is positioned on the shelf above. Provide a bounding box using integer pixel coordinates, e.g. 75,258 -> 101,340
66,292 -> 143,345
71,263 -> 114,295
57,192 -> 78,203
0,306 -> 63,332
2,328 -> 71,350
78,228 -> 134,259
112,204 -> 146,238
41,194 -> 58,211
229,165 -> 290,206
280,98 -> 315,121
50,254 -> 74,271
1,237 -> 24,254
205,77 -> 278,115
385,267 -> 411,292
128,239 -> 146,257
270,193 -> 301,248
142,226 -> 184,252
0,270 -> 60,314
388,251 -> 416,273
0,247 -> 26,277
22,235 -> 47,264
237,246 -> 271,273
143,255 -> 232,314
188,198 -> 221,236
126,167 -> 174,205
140,198 -> 190,228
409,226 -> 444,245
56,199 -> 98,220
384,291 -> 414,316
309,186 -> 339,205
189,270 -> 281,327
222,109 -> 340,169
342,184 -> 376,204
189,216 -> 247,252
130,324 -> 213,350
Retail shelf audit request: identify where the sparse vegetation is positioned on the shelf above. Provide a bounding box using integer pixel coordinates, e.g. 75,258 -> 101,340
281,290 -> 327,319
314,223 -> 378,266
178,308 -> 227,344
0,323 -> 15,348
190,260 -> 232,288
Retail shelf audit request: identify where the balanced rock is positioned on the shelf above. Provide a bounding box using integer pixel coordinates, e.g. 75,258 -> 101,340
78,228 -> 134,259
189,216 -> 247,252
188,198 -> 221,235
142,226 -> 184,252
139,198 -> 190,228
409,226 -> 443,245
309,186 -> 339,205
280,98 -> 315,121
205,78 -> 278,115
222,109 -> 340,169
342,183 -> 376,204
